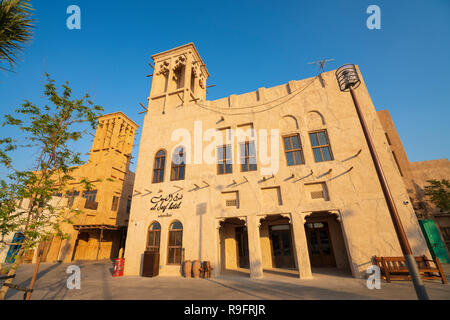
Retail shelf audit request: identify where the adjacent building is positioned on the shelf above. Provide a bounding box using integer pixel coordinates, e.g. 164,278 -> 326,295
377,110 -> 450,256
1,112 -> 138,264
124,43 -> 429,279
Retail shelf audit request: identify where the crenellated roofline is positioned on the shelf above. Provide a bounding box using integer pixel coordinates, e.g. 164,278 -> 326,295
98,111 -> 139,129
151,42 -> 210,78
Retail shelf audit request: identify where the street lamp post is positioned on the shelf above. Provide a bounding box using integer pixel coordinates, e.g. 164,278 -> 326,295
335,64 -> 429,300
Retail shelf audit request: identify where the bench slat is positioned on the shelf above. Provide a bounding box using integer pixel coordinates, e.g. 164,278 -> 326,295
372,255 -> 447,284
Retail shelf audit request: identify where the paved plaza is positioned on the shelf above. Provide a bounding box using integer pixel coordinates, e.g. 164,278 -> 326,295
1,260 -> 449,300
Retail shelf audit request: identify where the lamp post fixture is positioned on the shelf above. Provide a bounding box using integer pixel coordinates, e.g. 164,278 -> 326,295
335,64 -> 429,300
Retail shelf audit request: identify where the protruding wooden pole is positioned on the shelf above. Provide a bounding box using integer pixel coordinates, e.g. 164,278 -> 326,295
96,228 -> 104,260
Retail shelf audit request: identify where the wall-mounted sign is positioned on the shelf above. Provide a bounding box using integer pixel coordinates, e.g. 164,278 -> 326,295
150,193 -> 183,213
157,213 -> 173,218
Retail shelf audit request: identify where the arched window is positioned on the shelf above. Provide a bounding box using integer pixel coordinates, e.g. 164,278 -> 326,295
147,222 -> 161,252
152,150 -> 166,183
167,221 -> 183,264
171,146 -> 186,181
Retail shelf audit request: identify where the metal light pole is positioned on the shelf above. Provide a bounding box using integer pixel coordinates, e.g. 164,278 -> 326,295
335,64 -> 429,300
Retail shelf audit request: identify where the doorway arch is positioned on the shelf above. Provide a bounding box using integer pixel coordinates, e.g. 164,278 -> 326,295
304,211 -> 351,271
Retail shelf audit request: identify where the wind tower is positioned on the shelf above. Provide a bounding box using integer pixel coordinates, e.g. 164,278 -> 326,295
89,112 -> 139,177
148,43 -> 210,114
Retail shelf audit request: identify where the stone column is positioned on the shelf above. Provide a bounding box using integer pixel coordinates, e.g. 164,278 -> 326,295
185,53 -> 193,104
110,118 -> 123,150
92,120 -> 105,150
212,218 -> 224,277
119,124 -> 127,153
246,215 -> 263,278
291,213 -> 312,279
101,120 -> 110,149
124,125 -> 134,155
103,119 -> 113,149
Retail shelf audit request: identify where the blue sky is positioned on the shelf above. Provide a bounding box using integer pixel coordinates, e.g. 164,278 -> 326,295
0,0 -> 449,175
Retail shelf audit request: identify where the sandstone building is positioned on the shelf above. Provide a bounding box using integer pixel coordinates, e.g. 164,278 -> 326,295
377,110 -> 450,256
124,43 -> 430,279
1,112 -> 138,264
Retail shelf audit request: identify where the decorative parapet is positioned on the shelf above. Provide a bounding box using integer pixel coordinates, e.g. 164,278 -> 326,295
156,61 -> 170,75
173,55 -> 186,71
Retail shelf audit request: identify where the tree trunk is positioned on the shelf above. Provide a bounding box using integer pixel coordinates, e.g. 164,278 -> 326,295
0,247 -> 25,300
24,249 -> 42,300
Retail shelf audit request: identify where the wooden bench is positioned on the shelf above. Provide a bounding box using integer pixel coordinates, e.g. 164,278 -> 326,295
373,255 -> 447,284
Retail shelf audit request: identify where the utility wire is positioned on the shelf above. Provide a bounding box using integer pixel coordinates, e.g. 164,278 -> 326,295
191,72 -> 320,116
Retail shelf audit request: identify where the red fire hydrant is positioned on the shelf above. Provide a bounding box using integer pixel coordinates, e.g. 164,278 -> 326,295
113,258 -> 125,277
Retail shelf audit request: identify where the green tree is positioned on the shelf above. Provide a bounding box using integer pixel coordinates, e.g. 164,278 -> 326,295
0,73 -> 103,300
424,179 -> 450,213
0,0 -> 34,72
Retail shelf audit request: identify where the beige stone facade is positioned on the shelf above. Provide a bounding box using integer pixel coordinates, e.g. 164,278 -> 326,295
1,112 -> 138,264
124,43 -> 429,279
377,110 -> 450,253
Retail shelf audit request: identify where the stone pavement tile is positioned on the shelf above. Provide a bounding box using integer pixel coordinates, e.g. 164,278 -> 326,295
2,261 -> 449,300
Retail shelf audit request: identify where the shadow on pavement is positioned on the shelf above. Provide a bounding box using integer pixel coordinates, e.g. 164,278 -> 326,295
4,262 -> 63,300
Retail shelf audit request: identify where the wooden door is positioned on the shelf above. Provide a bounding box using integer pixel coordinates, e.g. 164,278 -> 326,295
235,227 -> 249,268
269,225 -> 295,268
37,237 -> 53,263
305,221 -> 336,267
72,232 -> 89,261
419,220 -> 450,263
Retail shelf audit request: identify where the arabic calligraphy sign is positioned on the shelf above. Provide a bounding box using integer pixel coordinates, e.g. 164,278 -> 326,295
150,192 -> 183,213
